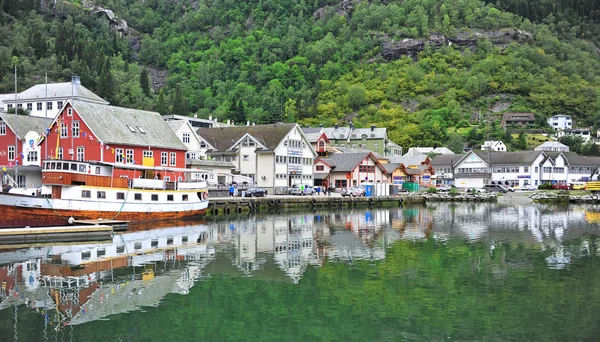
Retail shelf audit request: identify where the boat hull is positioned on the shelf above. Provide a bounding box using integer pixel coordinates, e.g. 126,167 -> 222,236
0,193 -> 209,228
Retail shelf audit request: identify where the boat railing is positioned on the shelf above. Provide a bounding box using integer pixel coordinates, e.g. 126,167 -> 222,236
176,181 -> 208,190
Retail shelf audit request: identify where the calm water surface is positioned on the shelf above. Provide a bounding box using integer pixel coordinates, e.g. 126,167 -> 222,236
1,203 -> 600,341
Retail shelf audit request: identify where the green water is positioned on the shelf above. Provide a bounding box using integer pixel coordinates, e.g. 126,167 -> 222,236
1,203 -> 600,341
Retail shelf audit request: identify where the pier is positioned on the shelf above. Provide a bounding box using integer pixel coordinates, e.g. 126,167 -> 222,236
0,225 -> 113,245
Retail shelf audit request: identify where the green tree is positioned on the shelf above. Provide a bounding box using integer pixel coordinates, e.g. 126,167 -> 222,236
171,85 -> 185,115
140,68 -> 150,97
97,60 -> 115,104
347,84 -> 366,110
447,133 -> 465,153
156,89 -> 167,115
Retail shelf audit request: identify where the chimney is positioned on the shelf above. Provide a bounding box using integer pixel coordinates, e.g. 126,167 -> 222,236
371,125 -> 376,131
71,76 -> 80,98
319,124 -> 323,128
334,123 -> 338,129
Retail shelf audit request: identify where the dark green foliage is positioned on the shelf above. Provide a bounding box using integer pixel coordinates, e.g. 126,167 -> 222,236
0,0 -> 598,143
140,68 -> 150,97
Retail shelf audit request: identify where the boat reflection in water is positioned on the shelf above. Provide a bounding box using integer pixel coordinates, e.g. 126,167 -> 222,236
0,203 -> 599,331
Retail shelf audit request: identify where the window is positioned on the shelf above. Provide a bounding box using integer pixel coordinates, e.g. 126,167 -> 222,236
8,146 -> 15,161
335,179 -> 348,188
167,237 -> 173,245
170,152 -> 176,166
143,150 -> 153,159
16,175 -> 25,188
182,236 -> 188,243
134,193 -> 142,200
97,248 -> 106,257
243,155 -> 249,161
126,125 -> 136,132
47,102 -> 52,110
316,165 -> 324,171
17,103 -> 22,108
58,148 -> 63,160
67,108 -> 73,116
76,147 -> 84,161
0,121 -> 5,135
126,149 -> 134,164
60,122 -> 68,138
7,104 -> 12,109
117,192 -> 125,200
116,245 -> 125,253
97,191 -> 106,199
37,103 -> 42,111
524,166 -> 529,173
72,121 -> 80,137
57,101 -> 63,109
27,151 -> 38,162
78,164 -> 86,172
115,148 -> 124,163
182,194 -> 188,201
137,126 -> 146,134
535,166 -> 539,173
151,239 -> 158,247
134,242 -> 142,250
81,190 -> 91,198
95,166 -> 100,174
161,152 -> 168,166
151,194 -> 159,201
167,194 -> 174,201
183,133 -> 190,143
26,103 -> 32,111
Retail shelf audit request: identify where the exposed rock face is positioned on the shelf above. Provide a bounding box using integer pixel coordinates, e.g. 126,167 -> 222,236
382,29 -> 532,61
92,6 -> 129,36
147,67 -> 168,92
314,0 -> 361,20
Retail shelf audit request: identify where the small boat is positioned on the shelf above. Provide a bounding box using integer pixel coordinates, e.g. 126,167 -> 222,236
0,159 -> 209,228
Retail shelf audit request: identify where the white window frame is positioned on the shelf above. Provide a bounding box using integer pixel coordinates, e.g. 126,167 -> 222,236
37,102 -> 42,111
0,121 -> 5,135
76,147 -> 85,161
143,150 -> 153,159
161,152 -> 168,166
72,121 -> 80,137
8,145 -> 15,161
58,148 -> 63,160
60,123 -> 68,138
183,133 -> 190,144
115,148 -> 124,163
57,101 -> 63,109
67,108 -> 73,116
26,103 -> 32,111
47,102 -> 53,110
126,149 -> 134,164
170,152 -> 176,166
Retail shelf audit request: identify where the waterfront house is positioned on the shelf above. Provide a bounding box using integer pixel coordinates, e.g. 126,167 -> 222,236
453,151 -> 492,188
302,127 -> 331,157
544,152 -> 600,183
321,124 -> 402,157
3,77 -> 108,119
501,112 -> 535,129
556,128 -> 594,142
166,120 -> 213,161
185,159 -> 235,187
479,151 -> 547,188
547,115 -> 573,131
39,100 -> 189,180
317,151 -> 388,189
431,154 -> 464,186
0,112 -> 48,188
197,123 -> 316,194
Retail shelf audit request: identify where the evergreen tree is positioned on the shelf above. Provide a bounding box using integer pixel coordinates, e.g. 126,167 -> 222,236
140,68 -> 150,97
156,89 -> 167,115
97,60 -> 115,104
171,85 -> 185,115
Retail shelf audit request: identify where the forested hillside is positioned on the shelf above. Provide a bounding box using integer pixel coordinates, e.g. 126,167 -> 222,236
0,0 -> 598,149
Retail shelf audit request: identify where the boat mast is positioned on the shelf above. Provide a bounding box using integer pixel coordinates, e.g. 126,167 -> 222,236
12,56 -> 18,187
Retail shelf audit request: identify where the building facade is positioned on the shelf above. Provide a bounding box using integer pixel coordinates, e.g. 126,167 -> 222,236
547,115 -> 572,131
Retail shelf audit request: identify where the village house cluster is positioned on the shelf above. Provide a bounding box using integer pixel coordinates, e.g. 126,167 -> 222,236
1,77 -> 599,193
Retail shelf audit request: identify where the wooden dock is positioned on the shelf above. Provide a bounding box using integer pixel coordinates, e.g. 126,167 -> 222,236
72,219 -> 129,231
0,225 -> 114,245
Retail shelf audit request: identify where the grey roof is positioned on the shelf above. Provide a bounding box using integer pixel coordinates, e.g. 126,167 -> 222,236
322,126 -> 387,140
473,150 -> 544,165
5,82 -> 108,104
431,154 -> 465,167
325,152 -> 372,172
545,152 -> 600,166
389,149 -> 428,165
197,123 -> 297,151
166,120 -> 187,133
71,101 -> 187,150
335,146 -> 385,159
383,163 -> 400,173
0,112 -> 49,139
302,127 -> 324,143
502,112 -> 535,121
186,160 -> 235,168
534,141 -> 569,151
0,93 -> 15,104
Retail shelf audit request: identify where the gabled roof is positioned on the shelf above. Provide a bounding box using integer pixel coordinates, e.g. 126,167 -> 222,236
326,152 -> 372,172
501,112 -> 535,121
383,163 -> 400,174
335,146 -> 386,159
546,152 -> 600,166
473,150 -> 545,165
196,123 -> 298,151
5,82 -> 108,104
166,120 -> 187,133
389,149 -> 429,165
348,127 -> 387,140
0,93 -> 15,104
534,141 -> 569,151
68,101 -> 187,150
431,154 -> 465,167
0,112 -> 49,139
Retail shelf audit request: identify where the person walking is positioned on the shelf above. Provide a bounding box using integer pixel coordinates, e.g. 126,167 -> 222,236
316,186 -> 321,196
229,184 -> 235,197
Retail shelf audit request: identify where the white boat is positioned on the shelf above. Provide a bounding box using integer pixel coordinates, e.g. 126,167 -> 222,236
0,159 -> 209,228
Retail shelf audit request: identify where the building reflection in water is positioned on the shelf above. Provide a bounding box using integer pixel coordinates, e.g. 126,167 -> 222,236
0,203 -> 599,329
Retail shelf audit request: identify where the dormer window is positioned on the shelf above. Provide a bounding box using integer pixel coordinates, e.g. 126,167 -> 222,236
137,126 -> 146,134
127,125 -> 136,132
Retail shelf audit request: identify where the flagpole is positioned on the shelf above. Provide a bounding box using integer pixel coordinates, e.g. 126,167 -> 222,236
45,73 -> 48,160
12,56 -> 18,187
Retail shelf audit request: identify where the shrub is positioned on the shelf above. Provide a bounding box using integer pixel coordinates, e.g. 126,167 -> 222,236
426,186 -> 437,194
449,188 -> 459,196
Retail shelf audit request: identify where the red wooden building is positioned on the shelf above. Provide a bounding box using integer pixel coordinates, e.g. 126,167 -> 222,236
40,101 -> 189,181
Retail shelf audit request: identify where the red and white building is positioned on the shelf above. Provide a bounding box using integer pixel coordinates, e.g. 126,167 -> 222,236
314,151 -> 388,189
39,100 -> 189,181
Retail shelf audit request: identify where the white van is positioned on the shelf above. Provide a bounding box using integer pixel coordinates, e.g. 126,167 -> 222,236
288,184 -> 315,195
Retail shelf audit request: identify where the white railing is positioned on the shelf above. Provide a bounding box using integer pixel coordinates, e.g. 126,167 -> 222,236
177,181 -> 207,190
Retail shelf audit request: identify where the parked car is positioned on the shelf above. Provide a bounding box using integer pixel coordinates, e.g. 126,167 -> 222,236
552,182 -> 570,190
571,182 -> 586,190
244,188 -> 267,197
436,184 -> 453,192
521,184 -> 537,191
289,184 -> 315,195
341,187 -> 365,197
484,184 -> 508,193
